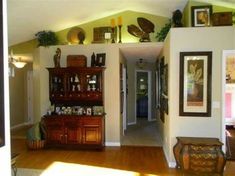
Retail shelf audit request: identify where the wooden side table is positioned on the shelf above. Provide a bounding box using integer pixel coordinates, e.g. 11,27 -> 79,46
173,137 -> 226,175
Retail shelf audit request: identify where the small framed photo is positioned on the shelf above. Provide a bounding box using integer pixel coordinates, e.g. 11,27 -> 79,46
96,53 -> 106,67
191,6 -> 212,27
93,106 -> 104,115
86,107 -> 92,116
78,107 -> 84,115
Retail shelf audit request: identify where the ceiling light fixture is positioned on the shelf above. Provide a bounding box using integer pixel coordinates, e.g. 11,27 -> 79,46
9,50 -> 27,68
136,58 -> 146,69
12,57 -> 27,68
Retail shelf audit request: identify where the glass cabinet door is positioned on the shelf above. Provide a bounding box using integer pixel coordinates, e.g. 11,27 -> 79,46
85,73 -> 102,92
68,73 -> 82,92
50,74 -> 65,98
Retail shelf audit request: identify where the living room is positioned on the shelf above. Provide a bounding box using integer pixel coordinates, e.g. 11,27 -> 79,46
1,0 -> 235,175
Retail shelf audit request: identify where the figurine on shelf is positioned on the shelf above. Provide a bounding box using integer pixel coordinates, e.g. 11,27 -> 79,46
74,74 -> 79,82
92,84 -> 96,91
72,85 -> 76,91
87,84 -> 91,91
172,9 -> 183,27
77,84 -> 81,91
53,48 -> 61,68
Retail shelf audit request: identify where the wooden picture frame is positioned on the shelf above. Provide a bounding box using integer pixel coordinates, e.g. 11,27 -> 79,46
155,59 -> 160,109
179,51 -> 212,117
86,107 -> 92,116
92,26 -> 117,43
96,53 -> 106,67
191,5 -> 212,27
225,50 -> 235,83
161,64 -> 168,96
159,57 -> 165,123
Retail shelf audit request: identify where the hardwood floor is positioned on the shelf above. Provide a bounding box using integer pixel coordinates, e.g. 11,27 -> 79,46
11,139 -> 235,176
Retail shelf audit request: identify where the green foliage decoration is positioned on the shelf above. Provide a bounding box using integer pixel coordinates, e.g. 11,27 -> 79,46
156,20 -> 172,42
35,30 -> 58,47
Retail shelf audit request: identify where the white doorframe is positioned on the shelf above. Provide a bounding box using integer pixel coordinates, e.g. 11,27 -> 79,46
221,50 -> 235,152
27,70 -> 34,124
135,70 -> 152,123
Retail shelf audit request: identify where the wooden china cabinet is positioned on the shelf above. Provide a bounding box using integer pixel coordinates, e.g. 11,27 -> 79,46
43,67 -> 105,149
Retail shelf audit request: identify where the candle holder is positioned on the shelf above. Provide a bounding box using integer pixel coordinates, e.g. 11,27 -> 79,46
111,27 -> 115,43
118,25 -> 122,43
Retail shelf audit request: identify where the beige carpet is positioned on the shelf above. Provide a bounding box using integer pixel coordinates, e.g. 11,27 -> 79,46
121,118 -> 162,146
16,168 -> 42,176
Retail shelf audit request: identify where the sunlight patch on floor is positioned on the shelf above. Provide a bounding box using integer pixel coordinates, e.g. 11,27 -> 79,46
40,161 -> 159,176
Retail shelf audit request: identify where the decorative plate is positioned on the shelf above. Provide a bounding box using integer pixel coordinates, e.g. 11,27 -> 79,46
67,27 -> 85,44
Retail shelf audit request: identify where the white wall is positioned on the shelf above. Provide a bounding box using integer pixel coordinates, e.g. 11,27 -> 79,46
33,43 -> 163,144
165,26 -> 235,166
0,0 -> 11,175
34,44 -> 122,144
160,32 -> 171,165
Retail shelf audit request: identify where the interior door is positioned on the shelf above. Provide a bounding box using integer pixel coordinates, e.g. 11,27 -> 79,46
136,71 -> 148,118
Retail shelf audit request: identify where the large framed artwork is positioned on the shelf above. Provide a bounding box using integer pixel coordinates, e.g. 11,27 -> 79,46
179,51 -> 212,117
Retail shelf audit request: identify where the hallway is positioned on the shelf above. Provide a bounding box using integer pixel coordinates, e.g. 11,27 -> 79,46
121,118 -> 162,146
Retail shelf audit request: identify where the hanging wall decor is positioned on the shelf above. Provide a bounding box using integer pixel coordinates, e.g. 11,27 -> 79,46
179,51 -> 212,117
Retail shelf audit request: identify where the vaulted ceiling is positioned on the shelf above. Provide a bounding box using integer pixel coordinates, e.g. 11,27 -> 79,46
8,0 -> 235,46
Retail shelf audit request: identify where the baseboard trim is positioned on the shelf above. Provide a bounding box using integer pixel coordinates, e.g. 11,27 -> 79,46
127,122 -> 136,125
148,118 -> 156,122
105,142 -> 121,146
162,145 -> 176,168
11,122 -> 32,130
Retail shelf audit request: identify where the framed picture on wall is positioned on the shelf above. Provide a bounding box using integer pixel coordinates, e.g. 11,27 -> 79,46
161,64 -> 168,96
156,59 -> 160,109
179,51 -> 212,117
96,53 -> 106,67
191,5 -> 212,27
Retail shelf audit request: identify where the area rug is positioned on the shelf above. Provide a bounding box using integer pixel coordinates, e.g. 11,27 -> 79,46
17,168 -> 43,176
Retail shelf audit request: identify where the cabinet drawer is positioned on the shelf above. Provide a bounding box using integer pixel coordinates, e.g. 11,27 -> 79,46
83,118 -> 102,126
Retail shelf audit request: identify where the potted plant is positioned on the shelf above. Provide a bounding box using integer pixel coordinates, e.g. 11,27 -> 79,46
35,30 -> 58,47
156,20 -> 172,42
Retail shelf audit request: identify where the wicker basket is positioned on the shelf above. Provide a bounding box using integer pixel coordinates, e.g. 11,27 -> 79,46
27,140 -> 45,150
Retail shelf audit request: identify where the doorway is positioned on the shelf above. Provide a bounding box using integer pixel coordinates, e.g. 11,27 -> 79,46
222,50 -> 235,160
121,68 -> 161,146
135,70 -> 152,122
